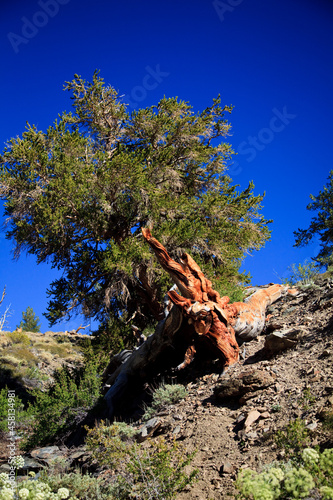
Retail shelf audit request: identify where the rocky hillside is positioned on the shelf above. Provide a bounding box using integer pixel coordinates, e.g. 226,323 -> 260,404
0,330 -> 85,391
0,275 -> 333,499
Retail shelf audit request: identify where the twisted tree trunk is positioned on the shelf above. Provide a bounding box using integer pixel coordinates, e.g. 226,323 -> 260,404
104,229 -> 295,418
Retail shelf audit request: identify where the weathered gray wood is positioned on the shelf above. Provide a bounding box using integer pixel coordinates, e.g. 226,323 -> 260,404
103,231 -> 297,418
104,305 -> 183,417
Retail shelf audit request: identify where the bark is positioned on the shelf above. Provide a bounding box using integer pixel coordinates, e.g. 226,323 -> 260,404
104,229 -> 296,417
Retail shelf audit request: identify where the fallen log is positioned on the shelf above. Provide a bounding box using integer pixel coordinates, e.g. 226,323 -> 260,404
104,229 -> 296,418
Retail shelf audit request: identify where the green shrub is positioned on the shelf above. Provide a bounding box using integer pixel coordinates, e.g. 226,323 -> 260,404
6,330 -> 31,346
0,387 -> 24,433
283,467 -> 315,498
86,421 -> 198,499
235,447 -> 333,499
41,468 -> 117,499
143,383 -> 188,421
126,437 -> 198,499
22,359 -> 102,448
24,366 -> 49,382
1,468 -> 77,499
275,418 -> 310,458
299,387 -> 316,411
284,260 -> 320,287
85,421 -> 137,469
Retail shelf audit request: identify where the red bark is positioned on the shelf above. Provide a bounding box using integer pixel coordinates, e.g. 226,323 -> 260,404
142,228 -> 240,368
142,229 -> 297,369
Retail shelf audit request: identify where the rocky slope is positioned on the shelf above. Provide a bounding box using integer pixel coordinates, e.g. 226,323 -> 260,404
1,275 -> 333,499
0,330 -> 85,391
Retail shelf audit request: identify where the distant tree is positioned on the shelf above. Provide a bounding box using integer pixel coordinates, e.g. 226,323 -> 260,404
0,72 -> 271,333
17,307 -> 41,332
294,171 -> 333,268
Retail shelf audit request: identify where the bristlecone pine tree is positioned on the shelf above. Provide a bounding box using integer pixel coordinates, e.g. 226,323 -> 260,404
0,72 -> 271,335
294,170 -> 333,268
17,306 -> 41,333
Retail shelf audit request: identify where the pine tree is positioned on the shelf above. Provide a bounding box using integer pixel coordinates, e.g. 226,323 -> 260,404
17,307 -> 41,332
294,170 -> 333,268
0,72 -> 271,333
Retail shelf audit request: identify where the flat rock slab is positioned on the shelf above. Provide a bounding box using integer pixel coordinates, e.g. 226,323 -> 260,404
264,331 -> 297,354
30,446 -> 63,463
244,409 -> 261,429
136,417 -> 162,442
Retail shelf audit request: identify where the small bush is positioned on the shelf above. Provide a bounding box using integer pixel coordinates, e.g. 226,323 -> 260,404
41,468 -> 117,499
22,359 -> 102,448
299,387 -> 316,411
126,437 -> 198,499
143,383 -> 188,421
275,418 -> 310,458
24,365 -> 48,382
323,409 -> 333,436
284,260 -> 320,287
0,387 -> 24,433
85,421 -> 137,469
0,466 -> 105,499
6,330 -> 31,346
86,421 -> 198,499
235,447 -> 333,499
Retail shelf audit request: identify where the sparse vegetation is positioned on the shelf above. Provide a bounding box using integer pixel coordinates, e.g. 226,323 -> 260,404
143,383 -> 188,421
284,260 -> 320,287
86,421 -> 198,499
41,468 -> 118,499
275,418 -> 310,458
6,330 -> 31,346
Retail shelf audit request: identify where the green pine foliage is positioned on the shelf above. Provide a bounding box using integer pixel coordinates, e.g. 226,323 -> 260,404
17,306 -> 41,332
23,359 -> 102,448
294,170 -> 333,268
0,72 -> 271,335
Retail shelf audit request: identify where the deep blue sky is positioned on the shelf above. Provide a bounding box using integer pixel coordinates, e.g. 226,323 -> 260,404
0,0 -> 332,332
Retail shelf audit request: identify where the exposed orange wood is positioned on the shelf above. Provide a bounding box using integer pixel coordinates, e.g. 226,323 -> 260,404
142,228 -> 239,368
142,229 -> 297,369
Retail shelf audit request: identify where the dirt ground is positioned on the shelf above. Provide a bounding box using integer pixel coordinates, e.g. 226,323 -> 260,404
147,276 -> 333,499
1,276 -> 332,499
